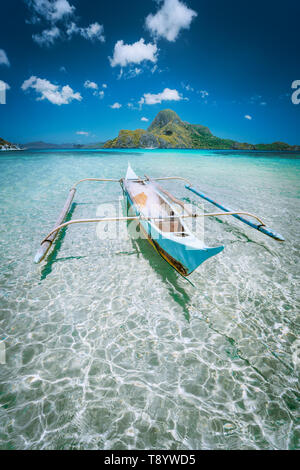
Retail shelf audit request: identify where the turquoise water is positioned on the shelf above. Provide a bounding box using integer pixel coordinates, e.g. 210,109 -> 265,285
0,149 -> 299,450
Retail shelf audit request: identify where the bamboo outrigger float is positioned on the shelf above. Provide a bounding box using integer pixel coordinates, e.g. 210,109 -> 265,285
34,164 -> 285,275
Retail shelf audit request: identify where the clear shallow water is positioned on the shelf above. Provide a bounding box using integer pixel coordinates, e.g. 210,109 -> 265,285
0,149 -> 299,450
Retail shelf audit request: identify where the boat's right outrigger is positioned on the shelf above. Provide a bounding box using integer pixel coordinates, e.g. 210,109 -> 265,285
185,185 -> 285,242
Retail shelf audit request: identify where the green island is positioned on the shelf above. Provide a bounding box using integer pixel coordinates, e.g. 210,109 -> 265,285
2,109 -> 299,151
104,109 -> 300,151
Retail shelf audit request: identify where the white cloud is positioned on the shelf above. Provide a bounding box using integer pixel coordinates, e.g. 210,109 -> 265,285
27,1 -> 104,44
76,131 -> 89,136
102,83 -> 107,88
21,76 -> 82,105
199,90 -> 209,98
66,22 -> 105,42
250,94 -> 262,103
0,49 -> 10,66
182,83 -> 194,92
244,115 -> 252,120
127,101 -> 139,110
84,81 -> 105,99
140,87 -> 182,105
109,38 -> 158,68
84,80 -> 98,90
141,117 -> 149,122
110,102 -> 122,109
126,67 -> 142,79
0,80 -> 10,91
82,22 -> 105,42
27,0 -> 75,22
32,26 -> 60,46
145,0 -> 197,42
250,95 -> 267,106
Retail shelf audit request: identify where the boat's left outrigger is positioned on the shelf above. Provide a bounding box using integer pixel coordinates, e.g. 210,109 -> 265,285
34,177 -> 121,263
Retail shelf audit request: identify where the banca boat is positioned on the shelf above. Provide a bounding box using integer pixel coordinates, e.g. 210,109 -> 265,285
34,164 -> 285,277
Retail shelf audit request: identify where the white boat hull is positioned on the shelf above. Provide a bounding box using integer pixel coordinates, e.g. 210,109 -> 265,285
122,165 -> 224,276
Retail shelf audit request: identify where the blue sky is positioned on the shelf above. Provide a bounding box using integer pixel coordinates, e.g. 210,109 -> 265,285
0,0 -> 299,144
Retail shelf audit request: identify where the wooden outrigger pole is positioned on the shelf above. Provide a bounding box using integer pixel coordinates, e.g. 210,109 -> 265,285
34,178 -> 120,263
34,187 -> 76,263
40,210 -> 267,245
34,173 -> 284,264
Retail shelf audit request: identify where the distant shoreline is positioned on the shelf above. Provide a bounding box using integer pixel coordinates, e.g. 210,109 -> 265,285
9,147 -> 300,153
0,147 -> 24,151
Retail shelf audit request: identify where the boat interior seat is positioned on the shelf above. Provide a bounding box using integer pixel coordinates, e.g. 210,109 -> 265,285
157,219 -> 185,233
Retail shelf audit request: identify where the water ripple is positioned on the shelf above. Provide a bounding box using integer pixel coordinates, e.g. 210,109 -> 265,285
0,150 -> 299,449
